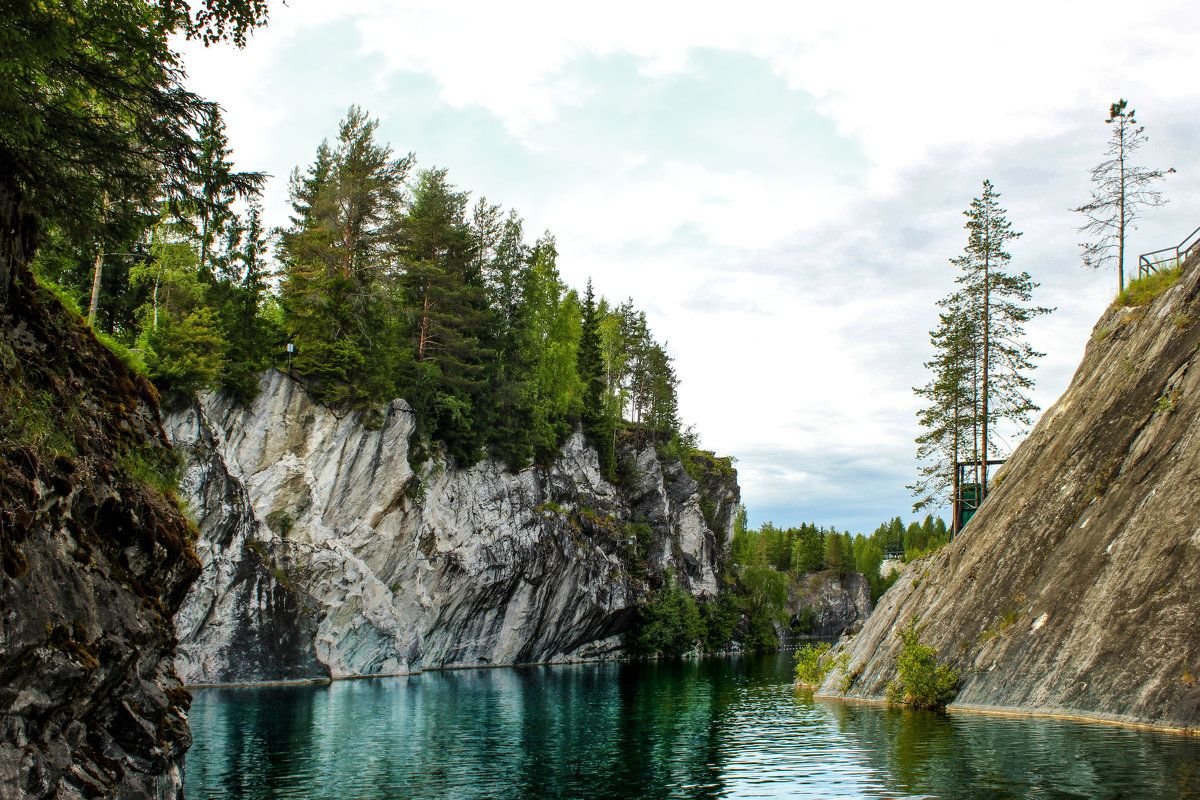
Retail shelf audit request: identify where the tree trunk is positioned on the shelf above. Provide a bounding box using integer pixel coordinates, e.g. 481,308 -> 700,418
1118,122 -> 1126,292
417,291 -> 431,361
980,238 -> 991,499
0,178 -> 38,307
87,192 -> 109,326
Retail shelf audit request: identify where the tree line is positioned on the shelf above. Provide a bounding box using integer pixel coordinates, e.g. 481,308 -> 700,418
32,105 -> 685,473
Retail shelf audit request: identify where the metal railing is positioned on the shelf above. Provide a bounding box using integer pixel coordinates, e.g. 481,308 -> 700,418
1138,223 -> 1200,279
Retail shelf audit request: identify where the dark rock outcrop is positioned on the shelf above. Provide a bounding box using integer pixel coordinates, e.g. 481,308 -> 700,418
818,256 -> 1200,730
790,571 -> 872,638
0,269 -> 199,797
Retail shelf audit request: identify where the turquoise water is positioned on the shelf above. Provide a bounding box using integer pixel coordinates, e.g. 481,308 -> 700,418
186,655 -> 1200,799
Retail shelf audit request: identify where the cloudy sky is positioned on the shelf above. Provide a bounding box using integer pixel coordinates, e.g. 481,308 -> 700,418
180,0 -> 1200,532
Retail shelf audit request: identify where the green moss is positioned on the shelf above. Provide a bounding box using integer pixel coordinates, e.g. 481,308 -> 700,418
265,509 -> 295,537
0,387 -> 77,457
1116,267 -> 1183,307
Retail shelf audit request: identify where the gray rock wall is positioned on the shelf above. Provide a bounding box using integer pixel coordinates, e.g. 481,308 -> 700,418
167,372 -> 738,684
817,255 -> 1200,730
790,571 -> 873,638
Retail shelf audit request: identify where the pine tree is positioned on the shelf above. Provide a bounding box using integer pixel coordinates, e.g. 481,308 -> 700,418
1073,100 -> 1172,292
279,107 -> 411,405
950,181 -> 1049,498
911,294 -> 975,512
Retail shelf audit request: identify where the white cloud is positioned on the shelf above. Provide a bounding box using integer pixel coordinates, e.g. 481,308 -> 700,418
178,0 -> 1200,529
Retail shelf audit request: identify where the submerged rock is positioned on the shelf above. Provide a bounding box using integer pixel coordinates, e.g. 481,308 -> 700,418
818,257 -> 1200,730
166,372 -> 739,684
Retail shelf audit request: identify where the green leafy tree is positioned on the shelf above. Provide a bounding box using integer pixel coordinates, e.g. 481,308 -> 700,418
0,0 -> 268,299
739,564 -> 789,652
577,279 -> 614,477
886,619 -> 960,711
629,574 -> 703,657
131,220 -> 226,401
1073,99 -> 1172,292
523,235 -> 582,463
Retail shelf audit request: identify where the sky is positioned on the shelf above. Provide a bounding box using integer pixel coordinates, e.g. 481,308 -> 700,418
179,0 -> 1200,533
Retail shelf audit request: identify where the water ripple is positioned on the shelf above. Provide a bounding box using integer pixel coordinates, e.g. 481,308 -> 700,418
186,655 -> 1200,799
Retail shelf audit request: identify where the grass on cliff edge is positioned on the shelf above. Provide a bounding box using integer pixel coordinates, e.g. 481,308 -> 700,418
1116,267 -> 1183,307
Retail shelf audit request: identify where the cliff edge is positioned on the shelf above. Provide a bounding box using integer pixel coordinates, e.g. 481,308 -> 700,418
818,257 -> 1200,730
166,372 -> 739,684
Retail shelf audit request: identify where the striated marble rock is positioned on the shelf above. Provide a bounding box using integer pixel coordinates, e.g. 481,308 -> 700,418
817,254 -> 1200,730
167,372 -> 739,684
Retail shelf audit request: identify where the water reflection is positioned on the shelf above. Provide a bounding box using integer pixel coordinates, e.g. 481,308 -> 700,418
828,701 -> 1200,799
186,655 -> 1200,799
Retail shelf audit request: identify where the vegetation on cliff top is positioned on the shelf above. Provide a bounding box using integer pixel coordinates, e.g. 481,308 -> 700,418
31,103 -> 690,476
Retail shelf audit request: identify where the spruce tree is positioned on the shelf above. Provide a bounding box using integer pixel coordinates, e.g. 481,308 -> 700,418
398,168 -> 490,464
577,279 -> 614,477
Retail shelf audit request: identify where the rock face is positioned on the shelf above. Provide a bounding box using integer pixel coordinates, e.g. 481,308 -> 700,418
0,270 -> 198,798
789,571 -> 872,638
166,371 -> 739,684
818,257 -> 1200,730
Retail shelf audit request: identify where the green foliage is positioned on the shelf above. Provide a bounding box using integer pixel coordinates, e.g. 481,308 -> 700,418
95,331 -> 148,377
265,509 -> 295,537
628,575 -> 703,658
1,0 -> 267,249
0,387 -> 77,457
886,620 -> 960,711
698,590 -> 741,653
117,445 -> 183,498
794,642 -> 834,687
738,564 -> 789,652
140,306 -> 225,400
1116,267 -> 1182,307
914,180 -> 1049,514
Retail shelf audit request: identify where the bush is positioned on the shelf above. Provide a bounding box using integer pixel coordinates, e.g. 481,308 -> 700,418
885,619 -> 959,711
1116,267 -> 1182,307
627,574 -> 703,657
794,642 -> 833,687
698,590 -> 740,652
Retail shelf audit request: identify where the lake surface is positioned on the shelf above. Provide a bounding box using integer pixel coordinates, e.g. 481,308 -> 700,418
186,654 -> 1200,799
